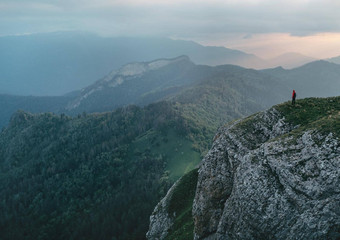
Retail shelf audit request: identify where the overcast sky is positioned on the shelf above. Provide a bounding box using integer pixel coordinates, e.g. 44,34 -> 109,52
1,0 -> 340,58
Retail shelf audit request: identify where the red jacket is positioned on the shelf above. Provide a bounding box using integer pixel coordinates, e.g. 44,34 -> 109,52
292,90 -> 296,99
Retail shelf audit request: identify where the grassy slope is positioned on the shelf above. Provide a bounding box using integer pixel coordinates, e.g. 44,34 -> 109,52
130,129 -> 201,180
165,168 -> 199,240
276,96 -> 340,138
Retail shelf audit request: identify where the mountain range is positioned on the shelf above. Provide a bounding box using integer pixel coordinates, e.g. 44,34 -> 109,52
266,52 -> 317,69
263,60 -> 340,98
0,32 -> 262,96
65,55 -> 288,114
0,94 -> 73,129
2,31 -> 333,97
1,55 -> 340,239
2,55 -> 340,129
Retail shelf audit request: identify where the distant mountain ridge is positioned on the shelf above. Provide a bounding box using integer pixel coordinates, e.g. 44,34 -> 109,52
266,52 -> 316,69
327,55 -> 340,64
0,32 -> 265,96
67,57 -> 340,115
1,57 -> 340,129
0,94 -> 72,129
263,60 -> 340,98
0,31 -> 326,97
64,55 -> 292,115
65,55 -> 199,112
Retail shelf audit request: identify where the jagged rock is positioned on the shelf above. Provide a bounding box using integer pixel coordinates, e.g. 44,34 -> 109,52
193,106 -> 340,240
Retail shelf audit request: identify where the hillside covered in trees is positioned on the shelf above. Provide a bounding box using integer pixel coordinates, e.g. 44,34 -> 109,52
0,102 -> 197,239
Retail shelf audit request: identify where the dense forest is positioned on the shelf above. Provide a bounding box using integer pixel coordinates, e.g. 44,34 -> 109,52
0,102 -> 205,240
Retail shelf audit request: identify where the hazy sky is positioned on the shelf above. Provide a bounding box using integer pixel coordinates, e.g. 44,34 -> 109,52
1,0 -> 340,58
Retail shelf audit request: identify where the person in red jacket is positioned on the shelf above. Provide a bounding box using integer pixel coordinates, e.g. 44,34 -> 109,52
292,90 -> 296,105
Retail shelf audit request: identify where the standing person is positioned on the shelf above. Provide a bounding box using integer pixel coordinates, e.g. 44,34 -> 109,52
292,90 -> 296,105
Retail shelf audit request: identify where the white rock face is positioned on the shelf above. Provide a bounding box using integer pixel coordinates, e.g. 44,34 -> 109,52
66,56 -> 190,110
192,108 -> 340,240
103,55 -> 190,83
108,76 -> 124,88
117,63 -> 148,77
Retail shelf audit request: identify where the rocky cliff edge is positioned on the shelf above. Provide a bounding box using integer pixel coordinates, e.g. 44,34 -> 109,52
148,97 -> 340,240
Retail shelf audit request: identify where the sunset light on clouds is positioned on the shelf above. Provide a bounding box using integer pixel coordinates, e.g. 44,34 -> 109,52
196,32 -> 340,59
1,0 -> 339,59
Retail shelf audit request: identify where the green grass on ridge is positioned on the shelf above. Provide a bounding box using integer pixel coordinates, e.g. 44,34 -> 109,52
276,97 -> 340,138
129,129 -> 201,180
165,168 -> 199,240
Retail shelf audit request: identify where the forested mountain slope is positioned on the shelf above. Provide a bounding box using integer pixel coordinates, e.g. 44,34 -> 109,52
0,102 -> 199,240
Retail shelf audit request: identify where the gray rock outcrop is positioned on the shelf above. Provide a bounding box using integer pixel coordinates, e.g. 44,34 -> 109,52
147,98 -> 340,240
193,108 -> 340,240
146,180 -> 179,239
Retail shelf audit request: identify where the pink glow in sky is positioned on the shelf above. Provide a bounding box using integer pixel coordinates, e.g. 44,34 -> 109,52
1,0 -> 340,59
193,32 -> 340,59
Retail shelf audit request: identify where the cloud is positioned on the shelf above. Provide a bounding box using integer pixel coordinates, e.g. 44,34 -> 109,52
1,0 -> 340,59
208,32 -> 340,59
243,34 -> 253,39
1,0 -> 339,42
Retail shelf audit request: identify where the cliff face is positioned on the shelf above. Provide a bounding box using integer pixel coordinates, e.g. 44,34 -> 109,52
148,97 -> 340,240
147,168 -> 199,240
147,180 -> 179,239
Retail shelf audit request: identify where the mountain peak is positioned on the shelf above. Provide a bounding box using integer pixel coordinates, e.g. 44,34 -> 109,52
66,56 -> 195,111
295,59 -> 340,72
146,55 -> 191,71
103,55 -> 192,82
267,52 -> 317,69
